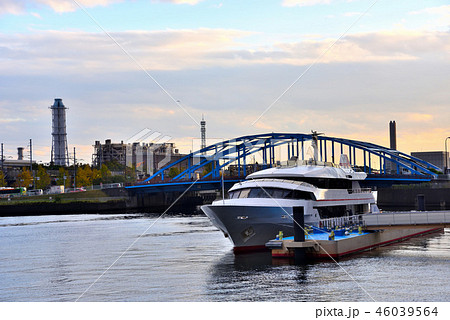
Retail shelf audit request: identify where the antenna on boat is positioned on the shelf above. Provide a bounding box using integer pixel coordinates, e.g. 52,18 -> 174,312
310,130 -> 324,161
221,167 -> 225,204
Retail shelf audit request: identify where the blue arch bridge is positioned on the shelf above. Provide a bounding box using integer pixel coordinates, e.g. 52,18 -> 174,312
126,132 -> 441,195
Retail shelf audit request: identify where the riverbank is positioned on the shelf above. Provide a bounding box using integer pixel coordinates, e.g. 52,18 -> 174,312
0,188 -> 207,217
0,189 -> 128,216
2,183 -> 449,217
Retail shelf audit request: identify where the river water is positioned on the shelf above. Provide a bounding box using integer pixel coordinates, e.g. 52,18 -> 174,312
0,213 -> 449,302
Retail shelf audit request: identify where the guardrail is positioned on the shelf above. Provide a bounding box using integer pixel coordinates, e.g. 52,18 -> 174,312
362,211 -> 450,226
318,210 -> 450,229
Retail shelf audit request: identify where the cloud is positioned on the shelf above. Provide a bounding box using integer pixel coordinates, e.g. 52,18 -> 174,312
282,0 -> 332,7
344,12 -> 363,17
155,0 -> 205,5
0,0 -> 205,15
408,5 -> 450,31
409,5 -> 450,17
403,113 -> 433,123
0,29 -> 254,73
30,11 -> 41,18
0,118 -> 26,123
0,0 -> 123,14
0,0 -> 24,14
2,29 -> 448,78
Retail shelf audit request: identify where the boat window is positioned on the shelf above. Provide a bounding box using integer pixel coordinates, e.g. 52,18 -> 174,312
234,187 -> 315,200
263,177 -> 353,189
228,190 -> 240,199
282,190 -> 294,199
292,190 -> 316,200
248,188 -> 267,198
270,188 -> 285,198
238,188 -> 251,198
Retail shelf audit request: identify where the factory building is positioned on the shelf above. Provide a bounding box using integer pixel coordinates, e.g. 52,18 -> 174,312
92,139 -> 187,179
0,147 -> 36,186
411,151 -> 449,173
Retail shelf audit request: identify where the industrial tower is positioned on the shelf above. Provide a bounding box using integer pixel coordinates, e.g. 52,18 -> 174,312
50,98 -> 69,166
201,115 -> 206,154
389,120 -> 397,150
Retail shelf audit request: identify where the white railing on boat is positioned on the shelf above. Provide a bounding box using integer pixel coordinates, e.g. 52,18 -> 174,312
279,159 -> 338,168
347,188 -> 372,194
319,215 -> 366,230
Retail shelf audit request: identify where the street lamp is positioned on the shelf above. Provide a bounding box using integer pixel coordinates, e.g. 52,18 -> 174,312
445,137 -> 450,174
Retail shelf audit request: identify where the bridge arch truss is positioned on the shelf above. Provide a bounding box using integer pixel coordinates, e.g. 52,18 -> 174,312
143,133 -> 440,183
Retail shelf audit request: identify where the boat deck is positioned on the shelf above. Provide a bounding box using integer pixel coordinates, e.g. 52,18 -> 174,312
283,229 -> 371,242
268,226 -> 443,259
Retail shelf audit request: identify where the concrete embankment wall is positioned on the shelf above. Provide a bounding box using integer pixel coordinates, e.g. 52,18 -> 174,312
0,187 -> 217,217
0,200 -> 128,217
128,190 -> 209,214
378,186 -> 450,211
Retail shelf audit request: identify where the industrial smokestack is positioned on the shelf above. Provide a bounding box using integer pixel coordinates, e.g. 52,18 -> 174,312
389,120 -> 397,150
50,98 -> 69,166
200,114 -> 206,154
17,147 -> 24,160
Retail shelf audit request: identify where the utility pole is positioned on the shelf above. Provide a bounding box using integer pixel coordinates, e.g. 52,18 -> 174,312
29,139 -> 33,171
445,137 -> 450,174
1,143 -> 4,174
30,139 -> 34,189
73,147 -> 77,188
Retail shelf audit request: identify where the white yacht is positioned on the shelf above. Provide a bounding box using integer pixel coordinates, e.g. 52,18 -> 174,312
201,133 -> 379,252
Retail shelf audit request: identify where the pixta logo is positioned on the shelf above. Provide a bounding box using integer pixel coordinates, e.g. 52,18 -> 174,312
125,128 -> 173,176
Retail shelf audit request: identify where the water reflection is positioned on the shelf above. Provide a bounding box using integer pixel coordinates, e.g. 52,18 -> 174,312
206,251 -> 313,301
205,229 -> 450,302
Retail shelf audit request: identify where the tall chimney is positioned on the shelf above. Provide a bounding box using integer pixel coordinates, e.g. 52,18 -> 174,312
18,147 -> 24,160
389,120 -> 397,150
50,98 -> 69,166
200,114 -> 206,154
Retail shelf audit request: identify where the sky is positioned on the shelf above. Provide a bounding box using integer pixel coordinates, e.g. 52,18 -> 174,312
0,0 -> 449,164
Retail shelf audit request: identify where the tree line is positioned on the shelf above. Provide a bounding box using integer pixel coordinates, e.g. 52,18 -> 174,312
0,163 -> 137,189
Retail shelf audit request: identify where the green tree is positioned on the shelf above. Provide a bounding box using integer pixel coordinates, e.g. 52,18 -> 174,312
35,165 -> 51,190
56,167 -> 71,188
76,165 -> 94,187
91,168 -> 102,185
104,160 -> 124,171
100,164 -> 112,183
168,167 -> 179,178
15,168 -> 33,188
0,171 -> 6,187
125,165 -> 137,183
202,163 -> 213,177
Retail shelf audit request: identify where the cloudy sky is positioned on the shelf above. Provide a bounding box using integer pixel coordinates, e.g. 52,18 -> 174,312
1,0 -> 449,164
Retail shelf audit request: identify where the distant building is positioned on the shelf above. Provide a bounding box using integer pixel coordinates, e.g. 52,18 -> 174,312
411,151 -> 449,172
92,139 -> 187,179
0,147 -> 36,186
92,140 -> 126,166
